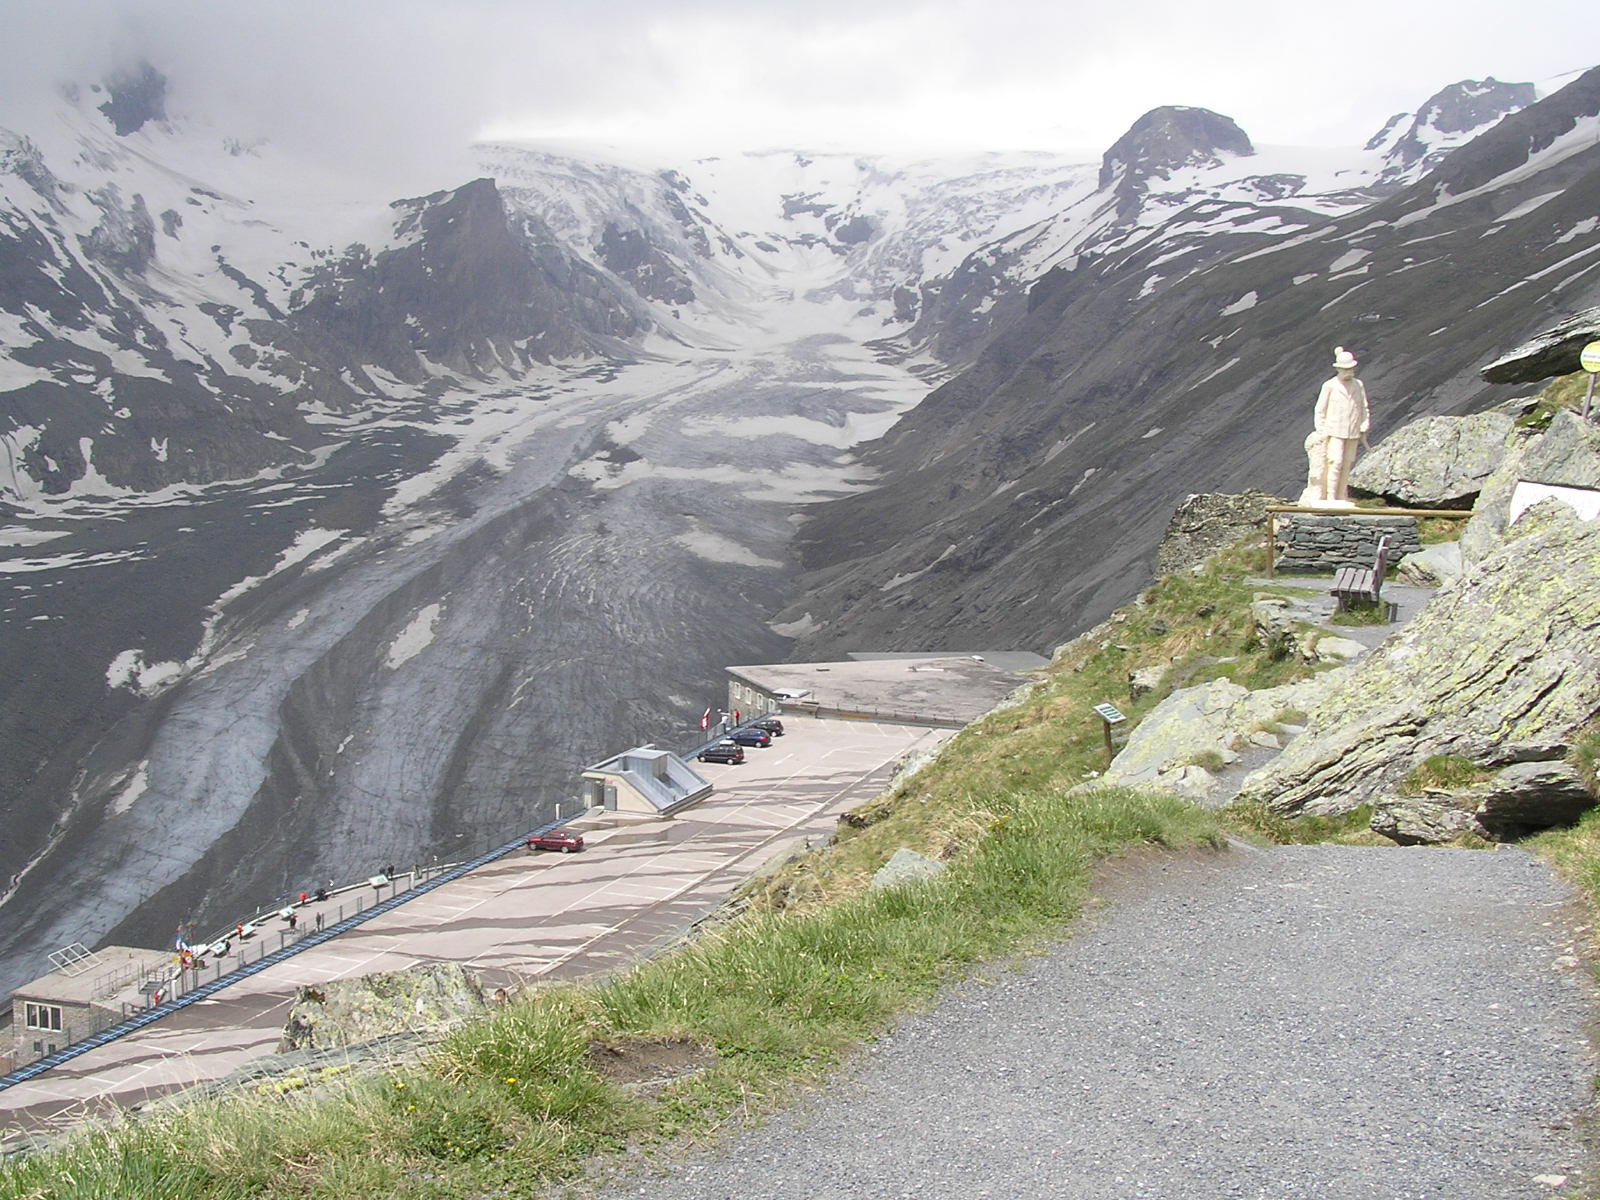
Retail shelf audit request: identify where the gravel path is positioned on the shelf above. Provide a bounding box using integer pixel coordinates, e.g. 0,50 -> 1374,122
596,842 -> 1596,1200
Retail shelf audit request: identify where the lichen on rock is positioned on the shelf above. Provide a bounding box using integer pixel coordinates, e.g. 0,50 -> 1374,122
279,963 -> 493,1052
1233,502 -> 1600,822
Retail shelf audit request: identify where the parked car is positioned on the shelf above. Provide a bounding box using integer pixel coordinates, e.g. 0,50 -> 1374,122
698,741 -> 746,764
527,828 -> 584,853
728,726 -> 772,747
750,716 -> 785,736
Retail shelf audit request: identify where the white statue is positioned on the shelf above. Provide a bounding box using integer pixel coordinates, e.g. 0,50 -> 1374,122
1304,345 -> 1370,505
1297,429 -> 1331,506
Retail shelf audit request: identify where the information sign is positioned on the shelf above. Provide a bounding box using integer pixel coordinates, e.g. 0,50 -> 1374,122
1581,341 -> 1600,373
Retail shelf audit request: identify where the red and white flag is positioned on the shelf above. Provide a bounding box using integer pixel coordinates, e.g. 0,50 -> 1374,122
700,707 -> 711,730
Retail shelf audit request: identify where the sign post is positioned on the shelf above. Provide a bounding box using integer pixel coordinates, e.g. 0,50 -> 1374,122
1093,703 -> 1128,768
1580,340 -> 1600,419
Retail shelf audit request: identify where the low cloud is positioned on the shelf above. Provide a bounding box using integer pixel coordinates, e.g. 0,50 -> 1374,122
2,0 -> 1591,178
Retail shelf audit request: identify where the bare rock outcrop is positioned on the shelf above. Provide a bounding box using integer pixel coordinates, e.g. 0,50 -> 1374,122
280,963 -> 493,1052
1156,491 -> 1282,578
1481,307 -> 1600,384
1100,676 -> 1332,809
1347,411 -> 1514,508
1395,541 -> 1464,586
1371,761 -> 1595,845
1233,501 -> 1600,820
1461,409 -> 1600,563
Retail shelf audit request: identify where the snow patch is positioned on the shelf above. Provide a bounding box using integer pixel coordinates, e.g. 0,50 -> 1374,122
1496,191 -> 1565,223
674,521 -> 783,569
768,612 -> 819,638
1557,217 -> 1600,245
882,544 -> 957,591
385,602 -> 443,669
1219,291 -> 1258,316
109,762 -> 151,817
107,649 -> 185,696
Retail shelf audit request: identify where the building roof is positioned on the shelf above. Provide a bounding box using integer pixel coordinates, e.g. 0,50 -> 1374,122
728,656 -> 1036,727
10,946 -> 173,1008
845,650 -> 1051,672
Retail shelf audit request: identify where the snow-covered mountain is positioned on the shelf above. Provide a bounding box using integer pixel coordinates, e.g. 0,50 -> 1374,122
0,58 -> 1561,993
0,68 -> 1536,511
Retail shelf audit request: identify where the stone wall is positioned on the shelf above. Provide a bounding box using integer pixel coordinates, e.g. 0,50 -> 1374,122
1273,514 -> 1421,573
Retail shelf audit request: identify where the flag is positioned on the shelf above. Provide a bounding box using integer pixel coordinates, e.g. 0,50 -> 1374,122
700,707 -> 711,731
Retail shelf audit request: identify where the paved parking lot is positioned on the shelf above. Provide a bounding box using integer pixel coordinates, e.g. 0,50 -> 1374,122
0,717 -> 949,1141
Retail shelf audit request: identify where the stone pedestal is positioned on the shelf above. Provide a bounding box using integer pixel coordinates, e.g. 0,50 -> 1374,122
1273,514 -> 1421,573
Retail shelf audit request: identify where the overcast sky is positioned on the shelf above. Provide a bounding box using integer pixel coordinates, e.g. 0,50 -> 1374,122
1,0 -> 1592,187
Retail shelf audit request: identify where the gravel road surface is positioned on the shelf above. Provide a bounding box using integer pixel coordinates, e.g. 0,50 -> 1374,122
596,842 -> 1596,1200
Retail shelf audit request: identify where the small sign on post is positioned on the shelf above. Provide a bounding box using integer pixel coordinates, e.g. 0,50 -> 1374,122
1093,703 -> 1128,768
1580,340 -> 1600,419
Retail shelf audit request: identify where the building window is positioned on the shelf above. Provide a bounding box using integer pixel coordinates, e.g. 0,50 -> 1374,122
24,1002 -> 63,1032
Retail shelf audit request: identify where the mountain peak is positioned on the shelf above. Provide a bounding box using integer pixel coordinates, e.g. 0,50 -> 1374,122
97,62 -> 169,136
1098,106 -> 1254,192
1369,76 -> 1535,187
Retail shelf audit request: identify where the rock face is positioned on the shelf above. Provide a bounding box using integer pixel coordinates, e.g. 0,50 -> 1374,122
1481,307 -> 1600,384
1371,761 -> 1595,845
1460,410 -> 1600,563
1373,78 -> 1536,188
1156,491 -> 1282,577
1099,676 -> 1331,809
1233,503 -> 1600,819
279,964 -> 492,1052
97,62 -> 169,136
1395,540 -> 1463,586
1348,411 -> 1515,507
283,177 -> 643,382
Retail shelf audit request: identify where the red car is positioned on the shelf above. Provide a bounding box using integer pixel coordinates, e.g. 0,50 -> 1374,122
527,828 -> 584,853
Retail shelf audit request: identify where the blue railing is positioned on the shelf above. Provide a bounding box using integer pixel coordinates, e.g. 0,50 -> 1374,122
0,825 -> 560,1094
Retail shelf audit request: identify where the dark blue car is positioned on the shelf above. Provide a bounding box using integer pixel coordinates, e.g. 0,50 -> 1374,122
728,726 -> 772,747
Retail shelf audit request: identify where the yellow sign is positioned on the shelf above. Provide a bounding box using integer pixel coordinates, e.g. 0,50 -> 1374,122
1583,341 -> 1600,373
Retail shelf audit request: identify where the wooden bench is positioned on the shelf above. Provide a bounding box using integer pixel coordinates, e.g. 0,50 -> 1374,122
1331,535 -> 1389,613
